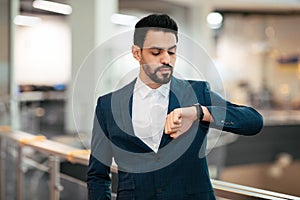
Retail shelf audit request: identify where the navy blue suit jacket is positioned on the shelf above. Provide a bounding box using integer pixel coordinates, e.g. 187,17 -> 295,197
87,77 -> 263,200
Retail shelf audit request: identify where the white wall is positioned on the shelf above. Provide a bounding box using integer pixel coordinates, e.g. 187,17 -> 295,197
14,14 -> 71,86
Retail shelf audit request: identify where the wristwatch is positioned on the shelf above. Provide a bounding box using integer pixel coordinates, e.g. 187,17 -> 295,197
193,103 -> 204,121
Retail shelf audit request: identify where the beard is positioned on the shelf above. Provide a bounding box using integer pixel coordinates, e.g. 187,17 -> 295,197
142,64 -> 173,84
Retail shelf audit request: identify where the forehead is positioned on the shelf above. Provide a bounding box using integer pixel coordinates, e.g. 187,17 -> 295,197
143,30 -> 177,49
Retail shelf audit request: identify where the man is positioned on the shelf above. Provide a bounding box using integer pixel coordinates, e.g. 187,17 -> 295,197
87,14 -> 263,200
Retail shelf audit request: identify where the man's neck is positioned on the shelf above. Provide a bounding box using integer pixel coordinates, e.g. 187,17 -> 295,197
147,83 -> 162,89
138,75 -> 162,89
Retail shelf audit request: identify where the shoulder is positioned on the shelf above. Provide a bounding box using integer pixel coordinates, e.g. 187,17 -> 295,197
172,76 -> 207,85
188,80 -> 209,88
172,76 -> 209,91
96,79 -> 136,105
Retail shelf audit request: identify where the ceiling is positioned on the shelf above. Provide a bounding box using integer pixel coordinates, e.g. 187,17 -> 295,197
120,0 -> 300,16
161,0 -> 300,11
20,0 -> 300,15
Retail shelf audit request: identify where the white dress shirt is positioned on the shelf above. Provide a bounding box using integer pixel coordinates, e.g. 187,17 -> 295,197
132,77 -> 170,153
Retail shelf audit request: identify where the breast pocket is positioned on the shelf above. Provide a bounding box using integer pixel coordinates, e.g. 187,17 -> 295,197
117,180 -> 135,200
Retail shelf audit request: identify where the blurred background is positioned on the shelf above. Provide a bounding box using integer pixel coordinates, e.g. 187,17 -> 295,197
1,0 -> 300,199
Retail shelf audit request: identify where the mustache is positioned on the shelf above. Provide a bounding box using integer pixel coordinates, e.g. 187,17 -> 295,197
155,64 -> 173,72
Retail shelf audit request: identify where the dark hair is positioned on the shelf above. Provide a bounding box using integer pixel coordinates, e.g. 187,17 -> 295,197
134,14 -> 178,48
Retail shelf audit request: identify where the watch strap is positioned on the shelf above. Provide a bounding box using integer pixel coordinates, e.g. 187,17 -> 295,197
193,103 -> 204,121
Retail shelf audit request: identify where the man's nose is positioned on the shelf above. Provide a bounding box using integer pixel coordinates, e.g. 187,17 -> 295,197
160,51 -> 171,65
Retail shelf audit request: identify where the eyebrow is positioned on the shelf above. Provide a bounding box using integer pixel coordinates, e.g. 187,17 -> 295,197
148,45 -> 177,50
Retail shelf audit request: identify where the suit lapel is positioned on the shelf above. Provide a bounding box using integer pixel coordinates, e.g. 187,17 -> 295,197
112,79 -> 152,152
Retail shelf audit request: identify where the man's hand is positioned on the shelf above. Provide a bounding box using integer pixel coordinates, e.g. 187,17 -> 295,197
164,106 -> 198,139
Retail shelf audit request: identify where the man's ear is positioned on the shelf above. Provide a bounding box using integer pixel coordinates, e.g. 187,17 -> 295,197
132,45 -> 142,62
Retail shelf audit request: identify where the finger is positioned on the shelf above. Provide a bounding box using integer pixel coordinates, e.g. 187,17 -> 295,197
170,130 -> 182,139
164,115 -> 170,133
170,111 -> 174,124
165,114 -> 174,134
168,112 -> 181,131
170,112 -> 181,128
172,109 -> 182,124
170,123 -> 181,130
165,109 -> 183,134
165,122 -> 178,134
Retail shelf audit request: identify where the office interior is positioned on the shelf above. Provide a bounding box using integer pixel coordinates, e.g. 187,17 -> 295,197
1,0 -> 300,199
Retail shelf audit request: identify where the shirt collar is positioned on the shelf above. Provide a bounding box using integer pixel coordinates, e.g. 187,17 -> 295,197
134,77 -> 170,99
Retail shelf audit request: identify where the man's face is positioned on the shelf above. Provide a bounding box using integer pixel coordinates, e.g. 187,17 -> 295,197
134,30 -> 177,87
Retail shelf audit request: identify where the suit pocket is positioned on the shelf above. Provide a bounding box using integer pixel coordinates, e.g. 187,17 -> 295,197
117,180 -> 135,200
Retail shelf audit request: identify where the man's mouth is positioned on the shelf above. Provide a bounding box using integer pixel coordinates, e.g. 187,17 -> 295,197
157,64 -> 172,73
159,68 -> 171,73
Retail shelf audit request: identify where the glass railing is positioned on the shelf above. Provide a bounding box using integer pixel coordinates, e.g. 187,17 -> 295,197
1,128 -> 300,200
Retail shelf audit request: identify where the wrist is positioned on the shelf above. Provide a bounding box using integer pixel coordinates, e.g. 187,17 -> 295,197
193,103 -> 204,121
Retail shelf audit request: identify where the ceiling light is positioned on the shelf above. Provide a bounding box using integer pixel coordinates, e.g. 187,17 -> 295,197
14,15 -> 42,27
33,0 -> 72,15
207,12 -> 223,29
111,13 -> 139,27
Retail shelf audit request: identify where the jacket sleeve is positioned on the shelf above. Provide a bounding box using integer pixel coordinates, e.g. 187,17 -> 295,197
87,155 -> 111,200
87,97 -> 113,200
202,82 -> 263,135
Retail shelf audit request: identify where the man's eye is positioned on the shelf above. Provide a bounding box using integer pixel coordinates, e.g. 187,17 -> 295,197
152,52 -> 160,56
168,51 -> 175,55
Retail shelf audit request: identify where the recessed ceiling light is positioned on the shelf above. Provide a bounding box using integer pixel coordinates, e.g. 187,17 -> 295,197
207,12 -> 223,29
14,15 -> 42,27
33,0 -> 72,15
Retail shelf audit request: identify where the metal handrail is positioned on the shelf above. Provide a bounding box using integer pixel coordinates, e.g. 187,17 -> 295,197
212,179 -> 300,200
1,127 -> 300,200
